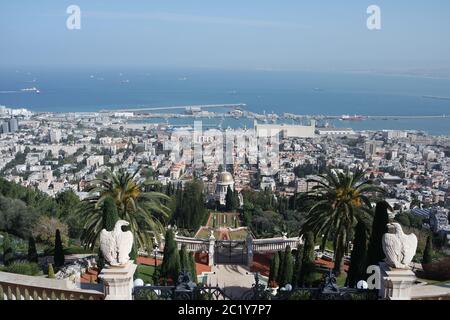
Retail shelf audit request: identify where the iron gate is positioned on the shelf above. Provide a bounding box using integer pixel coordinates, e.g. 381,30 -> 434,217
214,240 -> 248,265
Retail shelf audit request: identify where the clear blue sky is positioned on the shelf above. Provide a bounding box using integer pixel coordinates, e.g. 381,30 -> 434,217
1,0 -> 450,71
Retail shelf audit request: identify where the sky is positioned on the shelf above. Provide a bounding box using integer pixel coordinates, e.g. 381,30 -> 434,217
1,0 -> 450,72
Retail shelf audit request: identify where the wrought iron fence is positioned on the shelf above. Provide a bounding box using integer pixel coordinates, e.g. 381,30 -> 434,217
133,270 -> 378,301
133,272 -> 232,300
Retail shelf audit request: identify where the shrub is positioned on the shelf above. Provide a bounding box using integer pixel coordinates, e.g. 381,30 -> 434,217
288,289 -> 311,300
2,234 -> 14,266
32,216 -> 69,246
4,261 -> 40,276
0,196 -> 39,238
48,263 -> 56,278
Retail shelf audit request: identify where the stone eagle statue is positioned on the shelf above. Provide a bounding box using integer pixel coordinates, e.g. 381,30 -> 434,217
100,220 -> 134,267
382,222 -> 417,269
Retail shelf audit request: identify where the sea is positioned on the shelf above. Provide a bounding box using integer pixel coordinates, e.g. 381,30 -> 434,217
1,68 -> 450,135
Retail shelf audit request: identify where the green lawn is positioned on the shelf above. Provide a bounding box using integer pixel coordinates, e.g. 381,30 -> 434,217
136,264 -> 156,284
336,274 -> 347,287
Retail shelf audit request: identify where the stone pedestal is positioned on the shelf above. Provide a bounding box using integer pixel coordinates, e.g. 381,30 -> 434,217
98,262 -> 137,300
246,233 -> 253,268
208,235 -> 215,266
379,262 -> 416,300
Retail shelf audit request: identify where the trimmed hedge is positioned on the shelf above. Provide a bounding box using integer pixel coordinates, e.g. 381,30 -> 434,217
1,260 -> 41,276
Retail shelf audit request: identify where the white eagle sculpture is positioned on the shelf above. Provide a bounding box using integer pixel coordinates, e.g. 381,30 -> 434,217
100,220 -> 134,267
382,222 -> 418,269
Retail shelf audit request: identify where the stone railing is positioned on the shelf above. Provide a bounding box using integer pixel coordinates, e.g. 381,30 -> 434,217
252,237 -> 303,253
158,235 -> 210,253
175,236 -> 210,252
0,271 -> 104,300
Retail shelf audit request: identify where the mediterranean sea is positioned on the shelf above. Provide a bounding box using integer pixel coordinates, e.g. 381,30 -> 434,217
1,68 -> 450,135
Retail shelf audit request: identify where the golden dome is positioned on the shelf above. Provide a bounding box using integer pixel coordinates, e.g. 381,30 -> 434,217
218,171 -> 234,184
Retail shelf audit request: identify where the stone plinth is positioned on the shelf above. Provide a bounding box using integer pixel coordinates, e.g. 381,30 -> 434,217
246,233 -> 253,268
98,262 -> 137,300
379,262 -> 416,300
208,235 -> 215,266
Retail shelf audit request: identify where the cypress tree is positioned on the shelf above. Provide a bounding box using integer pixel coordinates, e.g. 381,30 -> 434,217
422,236 -> 433,265
268,252 -> 280,287
292,244 -> 304,287
102,196 -> 119,231
2,234 -> 14,266
225,186 -> 234,212
54,229 -> 65,268
28,236 -> 38,263
188,252 -> 197,283
279,245 -> 293,287
300,232 -> 315,286
160,229 -> 181,282
233,190 -> 240,210
347,221 -> 368,288
129,245 -> 138,261
179,244 -> 189,272
98,197 -> 119,270
277,250 -> 285,284
367,202 -> 389,266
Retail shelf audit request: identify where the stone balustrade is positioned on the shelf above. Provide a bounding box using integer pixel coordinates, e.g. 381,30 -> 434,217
0,271 -> 104,300
252,237 -> 303,253
157,235 -> 210,253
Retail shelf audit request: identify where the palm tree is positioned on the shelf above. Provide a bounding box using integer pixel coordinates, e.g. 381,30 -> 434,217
79,168 -> 171,253
299,169 -> 385,275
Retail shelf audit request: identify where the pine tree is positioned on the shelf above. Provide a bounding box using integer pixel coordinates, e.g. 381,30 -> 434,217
2,234 -> 14,266
54,229 -> 65,268
160,229 -> 181,282
279,245 -> 293,287
268,252 -> 280,287
188,252 -> 197,283
48,263 -> 55,278
347,221 -> 368,288
292,244 -> 304,287
179,244 -> 189,272
299,232 -> 315,286
422,236 -> 433,265
367,202 -> 389,266
28,236 -> 38,263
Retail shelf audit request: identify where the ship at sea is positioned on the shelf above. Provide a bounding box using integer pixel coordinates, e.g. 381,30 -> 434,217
21,87 -> 40,94
340,114 -> 365,121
